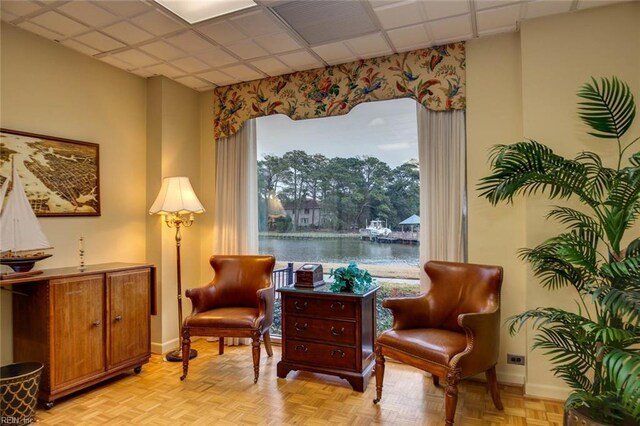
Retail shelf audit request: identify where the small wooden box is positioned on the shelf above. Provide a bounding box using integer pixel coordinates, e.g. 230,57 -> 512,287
295,264 -> 324,288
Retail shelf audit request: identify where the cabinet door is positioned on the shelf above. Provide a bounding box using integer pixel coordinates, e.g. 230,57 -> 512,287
107,269 -> 150,369
51,275 -> 105,388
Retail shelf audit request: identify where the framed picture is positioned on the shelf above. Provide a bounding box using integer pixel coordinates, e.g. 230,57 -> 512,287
0,129 -> 100,216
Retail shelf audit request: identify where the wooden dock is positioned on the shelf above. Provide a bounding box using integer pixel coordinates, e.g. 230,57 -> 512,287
361,232 -> 419,245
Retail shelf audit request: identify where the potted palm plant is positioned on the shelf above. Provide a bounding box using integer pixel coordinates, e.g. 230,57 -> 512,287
478,77 -> 639,425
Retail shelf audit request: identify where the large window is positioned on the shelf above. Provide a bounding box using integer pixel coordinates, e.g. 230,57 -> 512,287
257,98 -> 422,335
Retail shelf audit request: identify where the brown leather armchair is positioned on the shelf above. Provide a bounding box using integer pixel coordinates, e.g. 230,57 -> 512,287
373,260 -> 503,426
179,255 -> 276,383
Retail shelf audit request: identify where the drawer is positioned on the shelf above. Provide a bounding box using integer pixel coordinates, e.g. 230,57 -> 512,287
285,339 -> 356,370
284,296 -> 355,319
285,315 -> 356,345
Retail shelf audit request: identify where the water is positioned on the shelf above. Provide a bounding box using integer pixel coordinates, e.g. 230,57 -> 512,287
259,237 -> 419,266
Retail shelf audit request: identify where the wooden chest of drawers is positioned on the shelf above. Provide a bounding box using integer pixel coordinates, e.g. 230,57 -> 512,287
276,284 -> 377,392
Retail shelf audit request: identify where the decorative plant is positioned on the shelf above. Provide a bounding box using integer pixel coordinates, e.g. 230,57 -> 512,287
478,77 -> 639,423
329,261 -> 375,293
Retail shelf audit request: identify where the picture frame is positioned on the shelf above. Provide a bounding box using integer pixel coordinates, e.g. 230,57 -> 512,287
0,129 -> 101,216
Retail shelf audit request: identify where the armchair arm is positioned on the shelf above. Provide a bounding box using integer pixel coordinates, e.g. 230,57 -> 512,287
452,308 -> 501,374
255,287 -> 274,332
383,294 -> 432,330
184,284 -> 219,315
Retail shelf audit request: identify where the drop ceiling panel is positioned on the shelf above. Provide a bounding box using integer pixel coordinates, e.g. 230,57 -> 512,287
111,49 -> 161,68
373,1 -> 427,30
476,4 -> 522,34
255,32 -> 302,54
345,33 -> 393,58
75,31 -> 126,52
196,20 -> 247,45
220,64 -> 264,81
176,76 -> 213,90
99,1 -> 153,18
226,39 -> 269,59
475,0 -> 522,11
61,39 -> 100,56
102,21 -> 154,44
172,57 -> 210,74
230,9 -> 284,37
523,1 -> 572,20
387,24 -> 430,51
427,14 -> 473,42
249,57 -> 293,76
131,10 -> 185,36
16,21 -> 61,40
277,50 -> 324,71
422,1 -> 470,20
57,2 -> 119,28
166,31 -> 216,52
29,11 -> 90,36
198,48 -> 240,67
198,70 -> 240,86
272,0 -> 378,45
99,55 -> 134,71
1,1 -> 43,18
143,63 -> 185,78
139,40 -> 185,60
312,41 -> 356,65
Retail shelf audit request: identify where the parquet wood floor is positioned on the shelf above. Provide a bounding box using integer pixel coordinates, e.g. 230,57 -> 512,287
34,340 -> 564,425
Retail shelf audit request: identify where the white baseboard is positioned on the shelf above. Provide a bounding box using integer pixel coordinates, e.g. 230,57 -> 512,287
525,383 -> 570,400
151,337 -> 179,355
497,372 -> 525,386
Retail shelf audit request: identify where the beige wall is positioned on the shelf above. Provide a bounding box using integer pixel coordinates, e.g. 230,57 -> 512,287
467,2 -> 639,398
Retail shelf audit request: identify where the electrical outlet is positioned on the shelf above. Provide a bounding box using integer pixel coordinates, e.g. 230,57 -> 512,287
507,354 -> 525,365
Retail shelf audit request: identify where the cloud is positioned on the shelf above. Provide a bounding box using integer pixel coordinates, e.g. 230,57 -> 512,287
377,142 -> 411,151
368,117 -> 386,127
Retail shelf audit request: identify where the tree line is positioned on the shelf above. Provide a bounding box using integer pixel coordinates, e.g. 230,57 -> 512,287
258,150 -> 419,232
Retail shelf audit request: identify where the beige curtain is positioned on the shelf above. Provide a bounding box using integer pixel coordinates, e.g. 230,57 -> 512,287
417,105 -> 467,289
211,119 -> 258,345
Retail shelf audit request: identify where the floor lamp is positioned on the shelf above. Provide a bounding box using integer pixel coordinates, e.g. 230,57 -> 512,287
149,176 -> 205,362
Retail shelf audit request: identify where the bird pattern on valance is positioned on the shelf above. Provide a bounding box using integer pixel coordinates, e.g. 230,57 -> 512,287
213,42 -> 465,139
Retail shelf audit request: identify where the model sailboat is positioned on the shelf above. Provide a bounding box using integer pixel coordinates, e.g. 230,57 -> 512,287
0,160 -> 52,274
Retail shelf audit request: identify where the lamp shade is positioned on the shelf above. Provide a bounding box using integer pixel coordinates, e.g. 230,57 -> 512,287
149,176 -> 205,215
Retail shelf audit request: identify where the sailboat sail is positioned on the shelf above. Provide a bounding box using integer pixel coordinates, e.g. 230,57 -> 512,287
0,162 -> 51,252
0,177 -> 8,212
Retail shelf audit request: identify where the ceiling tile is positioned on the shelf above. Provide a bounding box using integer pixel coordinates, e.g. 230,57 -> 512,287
175,76 -> 212,90
345,33 -> 393,58
172,56 -> 210,74
57,2 -> 119,28
387,24 -> 430,51
476,4 -> 522,34
219,64 -> 264,81
99,55 -> 133,71
198,70 -> 239,86
198,48 -> 240,67
110,49 -> 161,68
131,68 -> 156,78
312,41 -> 356,64
249,57 -> 292,76
29,11 -> 90,37
523,0 -> 572,20
1,11 -> 19,22
230,9 -> 284,37
1,1 -> 43,17
102,21 -> 154,45
143,63 -> 185,78
254,32 -> 302,54
427,14 -> 473,42
75,31 -> 126,52
131,10 -> 185,36
139,40 -> 185,60
196,20 -> 247,46
99,1 -> 152,18
225,39 -> 269,60
16,21 -> 62,40
60,39 -> 100,57
576,0 -> 627,9
374,1 -> 427,30
475,0 -> 522,11
277,51 -> 323,71
166,31 -> 216,52
422,1 -> 470,20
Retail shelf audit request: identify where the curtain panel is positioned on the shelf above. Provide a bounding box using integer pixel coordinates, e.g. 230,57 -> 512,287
214,42 -> 465,139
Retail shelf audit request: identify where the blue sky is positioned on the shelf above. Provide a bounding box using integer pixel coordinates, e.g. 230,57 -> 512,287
256,98 -> 418,168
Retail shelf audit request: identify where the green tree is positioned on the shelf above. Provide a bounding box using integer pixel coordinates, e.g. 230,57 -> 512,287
386,159 -> 420,226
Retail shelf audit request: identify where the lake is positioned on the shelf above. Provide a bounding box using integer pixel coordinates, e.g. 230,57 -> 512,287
258,237 -> 419,267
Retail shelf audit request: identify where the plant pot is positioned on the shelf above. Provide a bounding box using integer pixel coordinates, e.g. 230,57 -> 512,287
564,407 -> 637,426
341,281 -> 354,293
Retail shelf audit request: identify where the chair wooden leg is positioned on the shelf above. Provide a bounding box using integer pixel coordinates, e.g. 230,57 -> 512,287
218,337 -> 225,355
432,374 -> 440,387
251,335 -> 261,384
263,330 -> 273,357
373,345 -> 385,404
180,329 -> 191,381
445,370 -> 460,426
485,365 -> 503,410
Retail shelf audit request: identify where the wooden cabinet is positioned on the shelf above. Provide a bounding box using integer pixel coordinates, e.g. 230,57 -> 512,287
276,285 -> 377,392
7,263 -> 155,407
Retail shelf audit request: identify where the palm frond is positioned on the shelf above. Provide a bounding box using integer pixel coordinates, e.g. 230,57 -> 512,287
604,349 -> 640,421
577,77 -> 636,140
546,206 -> 603,238
593,287 -> 640,327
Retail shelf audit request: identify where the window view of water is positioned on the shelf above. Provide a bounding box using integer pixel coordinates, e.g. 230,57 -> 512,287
259,237 -> 419,267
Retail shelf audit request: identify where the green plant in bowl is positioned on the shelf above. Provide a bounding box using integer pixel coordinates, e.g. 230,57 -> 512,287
329,261 -> 375,293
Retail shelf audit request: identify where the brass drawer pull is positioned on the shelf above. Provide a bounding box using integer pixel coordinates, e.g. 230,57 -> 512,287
294,322 -> 308,332
114,315 -> 123,321
294,301 -> 308,311
330,326 -> 345,336
330,301 -> 345,310
330,349 -> 345,358
92,320 -> 101,327
294,344 -> 308,352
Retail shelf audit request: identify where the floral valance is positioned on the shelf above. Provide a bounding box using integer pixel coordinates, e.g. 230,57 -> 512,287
213,42 -> 465,139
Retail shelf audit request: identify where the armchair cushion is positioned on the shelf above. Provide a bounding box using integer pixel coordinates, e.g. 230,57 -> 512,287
377,329 -> 467,366
183,307 -> 259,329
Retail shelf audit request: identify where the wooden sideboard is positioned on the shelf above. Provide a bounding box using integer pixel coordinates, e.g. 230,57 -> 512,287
276,284 -> 377,392
2,263 -> 156,408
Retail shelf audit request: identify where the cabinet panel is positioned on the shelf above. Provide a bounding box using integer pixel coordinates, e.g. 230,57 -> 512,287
50,275 -> 105,387
107,269 -> 150,369
285,315 -> 356,345
284,296 -> 355,319
286,339 -> 356,370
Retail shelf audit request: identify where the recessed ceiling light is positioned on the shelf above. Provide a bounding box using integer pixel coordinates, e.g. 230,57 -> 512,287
154,0 -> 257,24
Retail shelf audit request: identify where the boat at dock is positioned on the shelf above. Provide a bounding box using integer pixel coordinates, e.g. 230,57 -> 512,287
361,219 -> 392,237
